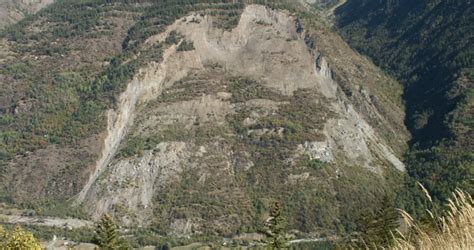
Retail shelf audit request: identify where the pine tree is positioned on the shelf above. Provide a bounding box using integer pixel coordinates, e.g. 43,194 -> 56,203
94,213 -> 119,249
0,225 -> 42,249
264,202 -> 288,249
377,195 -> 400,246
358,195 -> 399,248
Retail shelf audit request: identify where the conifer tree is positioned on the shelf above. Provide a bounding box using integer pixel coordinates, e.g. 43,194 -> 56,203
378,195 -> 400,245
264,202 -> 288,249
94,213 -> 119,249
358,195 -> 399,248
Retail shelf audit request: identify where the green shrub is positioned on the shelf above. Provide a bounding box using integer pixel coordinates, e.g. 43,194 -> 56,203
177,40 -> 194,51
118,137 -> 145,158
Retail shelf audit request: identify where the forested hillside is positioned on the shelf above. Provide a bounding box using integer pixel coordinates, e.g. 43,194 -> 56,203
0,0 -> 412,245
335,0 -> 473,213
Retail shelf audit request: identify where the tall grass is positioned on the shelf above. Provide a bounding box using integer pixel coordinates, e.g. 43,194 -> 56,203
392,187 -> 473,250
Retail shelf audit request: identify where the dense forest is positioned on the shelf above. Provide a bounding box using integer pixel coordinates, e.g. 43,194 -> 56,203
335,0 -> 473,215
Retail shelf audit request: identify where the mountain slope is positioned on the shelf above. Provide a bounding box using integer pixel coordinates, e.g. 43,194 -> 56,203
81,5 -> 408,235
335,0 -> 473,208
1,0 -> 408,238
0,0 -> 54,28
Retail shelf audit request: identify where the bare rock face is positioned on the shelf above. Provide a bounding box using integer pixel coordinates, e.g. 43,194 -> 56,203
0,0 -> 54,28
78,5 -> 408,235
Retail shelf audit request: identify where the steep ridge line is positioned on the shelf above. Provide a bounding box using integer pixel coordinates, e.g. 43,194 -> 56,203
74,42 -> 197,204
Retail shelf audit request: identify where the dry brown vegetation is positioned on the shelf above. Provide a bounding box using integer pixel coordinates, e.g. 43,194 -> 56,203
393,187 -> 473,250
